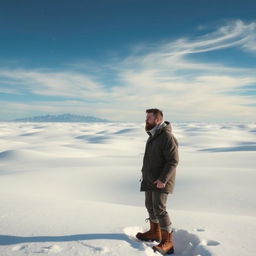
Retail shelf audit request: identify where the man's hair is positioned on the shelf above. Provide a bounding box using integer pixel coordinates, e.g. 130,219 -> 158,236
146,108 -> 163,120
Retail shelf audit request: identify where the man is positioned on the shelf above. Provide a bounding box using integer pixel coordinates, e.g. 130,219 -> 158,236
136,108 -> 179,255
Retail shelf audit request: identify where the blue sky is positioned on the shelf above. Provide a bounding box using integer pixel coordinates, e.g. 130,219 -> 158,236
0,0 -> 256,122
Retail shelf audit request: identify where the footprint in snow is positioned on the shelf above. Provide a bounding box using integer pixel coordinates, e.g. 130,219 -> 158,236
79,241 -> 109,253
12,244 -> 62,254
196,228 -> 205,232
34,244 -> 62,253
12,244 -> 28,251
201,240 -> 220,246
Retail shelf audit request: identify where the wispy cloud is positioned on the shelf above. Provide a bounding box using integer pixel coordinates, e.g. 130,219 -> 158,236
0,69 -> 109,99
160,20 -> 256,56
0,20 -> 255,122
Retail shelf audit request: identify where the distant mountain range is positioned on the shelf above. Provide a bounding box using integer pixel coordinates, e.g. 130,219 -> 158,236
11,114 -> 111,122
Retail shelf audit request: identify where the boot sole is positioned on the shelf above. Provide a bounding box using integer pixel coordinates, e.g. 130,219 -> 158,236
153,246 -> 174,255
136,234 -> 161,243
136,237 -> 161,243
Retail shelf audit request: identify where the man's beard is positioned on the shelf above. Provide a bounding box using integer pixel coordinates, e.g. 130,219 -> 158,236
145,122 -> 156,131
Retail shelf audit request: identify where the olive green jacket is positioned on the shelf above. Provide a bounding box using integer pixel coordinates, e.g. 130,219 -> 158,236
140,121 -> 179,193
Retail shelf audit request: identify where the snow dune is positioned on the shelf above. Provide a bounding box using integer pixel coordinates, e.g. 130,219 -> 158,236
0,122 -> 256,256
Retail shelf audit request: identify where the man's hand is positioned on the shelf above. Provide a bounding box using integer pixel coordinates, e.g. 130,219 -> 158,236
154,179 -> 166,189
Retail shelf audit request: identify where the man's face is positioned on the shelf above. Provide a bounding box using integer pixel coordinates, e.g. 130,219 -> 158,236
145,113 -> 158,131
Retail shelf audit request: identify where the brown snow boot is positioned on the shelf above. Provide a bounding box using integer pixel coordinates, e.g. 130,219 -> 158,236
153,230 -> 174,255
136,219 -> 161,242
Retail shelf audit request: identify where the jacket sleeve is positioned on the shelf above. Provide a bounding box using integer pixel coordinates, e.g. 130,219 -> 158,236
158,134 -> 179,183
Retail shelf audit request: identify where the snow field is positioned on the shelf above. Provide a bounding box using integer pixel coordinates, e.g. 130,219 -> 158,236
0,122 -> 256,255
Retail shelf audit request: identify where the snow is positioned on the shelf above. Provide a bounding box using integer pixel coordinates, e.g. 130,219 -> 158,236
0,121 -> 256,256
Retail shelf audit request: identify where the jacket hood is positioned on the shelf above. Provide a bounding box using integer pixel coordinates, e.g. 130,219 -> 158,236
163,121 -> 172,132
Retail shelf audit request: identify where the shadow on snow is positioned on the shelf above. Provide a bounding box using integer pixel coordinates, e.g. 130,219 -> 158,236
0,233 -> 142,250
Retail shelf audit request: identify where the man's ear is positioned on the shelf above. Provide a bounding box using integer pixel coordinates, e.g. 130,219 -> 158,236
155,117 -> 161,124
